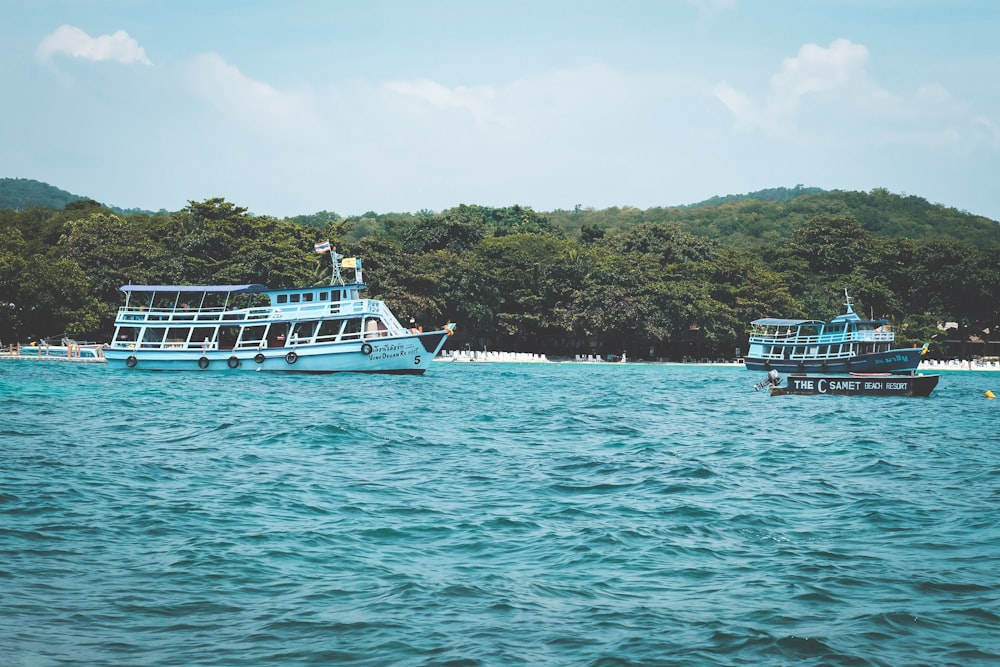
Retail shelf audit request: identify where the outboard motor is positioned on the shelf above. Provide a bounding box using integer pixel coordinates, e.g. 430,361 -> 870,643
753,369 -> 782,392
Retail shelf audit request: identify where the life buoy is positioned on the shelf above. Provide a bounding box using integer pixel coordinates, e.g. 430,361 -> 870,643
285,351 -> 298,364
360,343 -> 373,355
227,356 -> 240,369
198,356 -> 210,369
126,355 -> 138,368
254,353 -> 266,364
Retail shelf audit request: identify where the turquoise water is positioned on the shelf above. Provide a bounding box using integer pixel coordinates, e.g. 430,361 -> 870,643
1,361 -> 997,666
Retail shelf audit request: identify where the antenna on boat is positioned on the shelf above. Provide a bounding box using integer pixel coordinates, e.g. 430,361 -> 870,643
844,289 -> 854,315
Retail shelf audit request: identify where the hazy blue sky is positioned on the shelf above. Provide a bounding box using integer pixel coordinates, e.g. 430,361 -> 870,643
4,1 -> 999,220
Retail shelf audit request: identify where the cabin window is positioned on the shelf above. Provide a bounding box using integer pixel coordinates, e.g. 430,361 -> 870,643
165,327 -> 192,347
237,325 -> 267,348
267,323 -> 288,347
317,319 -> 342,341
219,324 -> 240,350
342,318 -> 363,340
142,327 -> 167,345
191,327 -> 215,344
116,326 -> 140,344
302,293 -> 313,302
291,321 -> 318,342
290,294 -> 301,303
365,317 -> 388,338
319,292 -> 328,301
277,294 -> 288,304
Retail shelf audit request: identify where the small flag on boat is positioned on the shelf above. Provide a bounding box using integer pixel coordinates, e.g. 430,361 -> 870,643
314,240 -> 331,254
341,257 -> 359,269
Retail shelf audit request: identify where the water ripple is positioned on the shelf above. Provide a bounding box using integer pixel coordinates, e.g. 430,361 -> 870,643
0,363 -> 997,665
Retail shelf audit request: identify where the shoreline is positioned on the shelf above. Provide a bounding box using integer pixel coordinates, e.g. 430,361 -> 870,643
436,351 -> 1000,371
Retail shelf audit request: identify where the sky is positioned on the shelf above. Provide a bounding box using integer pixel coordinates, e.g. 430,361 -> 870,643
4,0 -> 1000,220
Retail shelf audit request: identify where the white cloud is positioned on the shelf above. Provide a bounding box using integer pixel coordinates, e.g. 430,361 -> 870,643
186,53 -> 295,115
713,38 -> 876,132
713,38 -> 990,154
713,81 -> 758,129
385,79 -> 506,128
36,25 -> 151,65
180,52 -> 330,152
768,38 -> 869,113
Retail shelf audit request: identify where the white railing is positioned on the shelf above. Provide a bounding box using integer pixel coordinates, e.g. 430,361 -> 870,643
112,298 -> 415,350
115,298 -> 389,324
750,330 -> 893,345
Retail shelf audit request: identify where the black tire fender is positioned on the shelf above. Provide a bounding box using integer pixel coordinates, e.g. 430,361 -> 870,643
227,356 -> 240,369
254,353 -> 266,364
198,356 -> 210,369
360,343 -> 373,355
125,355 -> 138,368
285,351 -> 298,364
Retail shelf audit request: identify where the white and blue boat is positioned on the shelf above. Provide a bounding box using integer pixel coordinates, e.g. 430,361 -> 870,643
105,253 -> 454,374
745,291 -> 924,374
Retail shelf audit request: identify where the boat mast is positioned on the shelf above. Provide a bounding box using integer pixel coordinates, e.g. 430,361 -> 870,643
329,247 -> 344,285
844,289 -> 854,315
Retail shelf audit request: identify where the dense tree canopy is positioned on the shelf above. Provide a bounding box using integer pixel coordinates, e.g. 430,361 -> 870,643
1,187 -> 998,360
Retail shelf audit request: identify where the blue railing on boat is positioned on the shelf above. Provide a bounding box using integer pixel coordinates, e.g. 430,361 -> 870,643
116,299 -> 381,323
749,330 -> 893,345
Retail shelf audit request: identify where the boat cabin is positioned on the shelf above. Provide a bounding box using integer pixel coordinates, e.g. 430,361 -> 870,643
748,315 -> 894,364
110,281 -> 406,353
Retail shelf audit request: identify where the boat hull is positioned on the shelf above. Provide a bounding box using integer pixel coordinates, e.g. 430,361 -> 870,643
770,373 -> 939,397
744,347 -> 923,374
105,331 -> 449,374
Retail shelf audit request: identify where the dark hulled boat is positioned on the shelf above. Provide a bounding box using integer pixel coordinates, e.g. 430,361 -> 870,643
745,292 -> 924,374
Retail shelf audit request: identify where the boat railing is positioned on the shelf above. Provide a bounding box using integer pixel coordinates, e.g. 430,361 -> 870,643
111,298 -> 412,350
754,349 -> 855,362
750,330 -> 894,345
116,298 -> 386,324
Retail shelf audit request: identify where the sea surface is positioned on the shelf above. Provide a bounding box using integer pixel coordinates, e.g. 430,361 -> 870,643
1,360 -> 997,667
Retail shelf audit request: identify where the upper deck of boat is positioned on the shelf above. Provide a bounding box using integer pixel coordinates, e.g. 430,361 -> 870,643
115,282 -> 372,325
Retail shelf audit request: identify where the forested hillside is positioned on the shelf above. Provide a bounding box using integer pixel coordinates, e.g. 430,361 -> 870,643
0,178 -> 85,210
1,184 -> 997,360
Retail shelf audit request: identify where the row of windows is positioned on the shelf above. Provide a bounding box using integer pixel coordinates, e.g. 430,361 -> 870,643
114,317 -> 382,349
765,342 -> 889,358
274,291 -> 345,305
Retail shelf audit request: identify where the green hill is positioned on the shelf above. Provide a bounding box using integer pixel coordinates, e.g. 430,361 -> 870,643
3,178 -> 997,247
681,184 -> 829,208
542,186 -> 1000,249
0,178 -> 86,210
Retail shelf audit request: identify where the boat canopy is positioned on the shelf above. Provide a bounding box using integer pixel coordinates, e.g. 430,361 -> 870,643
118,284 -> 267,294
751,318 -> 824,327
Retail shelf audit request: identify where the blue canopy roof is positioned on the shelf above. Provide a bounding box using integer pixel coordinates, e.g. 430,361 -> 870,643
119,284 -> 267,294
